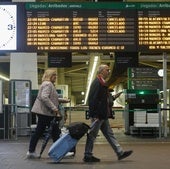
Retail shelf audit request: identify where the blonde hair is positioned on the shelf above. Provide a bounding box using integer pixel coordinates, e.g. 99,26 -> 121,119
97,64 -> 109,74
42,69 -> 57,82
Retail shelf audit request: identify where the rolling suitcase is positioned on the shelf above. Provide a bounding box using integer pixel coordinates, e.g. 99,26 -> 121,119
48,122 -> 89,162
48,133 -> 77,162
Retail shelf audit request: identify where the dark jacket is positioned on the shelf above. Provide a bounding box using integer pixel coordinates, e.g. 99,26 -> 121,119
88,76 -> 109,120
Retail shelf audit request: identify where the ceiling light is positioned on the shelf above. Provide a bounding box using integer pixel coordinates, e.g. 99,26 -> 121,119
158,69 -> 163,77
84,56 -> 100,104
0,75 -> 9,81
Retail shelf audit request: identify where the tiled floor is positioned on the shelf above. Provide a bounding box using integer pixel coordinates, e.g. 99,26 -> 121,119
1,130 -> 170,169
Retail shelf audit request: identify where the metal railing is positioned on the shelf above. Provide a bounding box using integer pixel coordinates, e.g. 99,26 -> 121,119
0,104 -> 18,140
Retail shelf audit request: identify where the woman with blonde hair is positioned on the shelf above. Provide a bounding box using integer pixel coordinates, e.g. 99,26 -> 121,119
27,68 -> 70,158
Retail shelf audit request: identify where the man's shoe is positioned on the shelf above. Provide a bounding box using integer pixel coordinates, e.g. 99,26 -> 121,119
26,151 -> 40,159
83,156 -> 100,162
118,150 -> 133,160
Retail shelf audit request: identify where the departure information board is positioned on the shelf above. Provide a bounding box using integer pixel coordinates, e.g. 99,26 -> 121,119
0,2 -> 170,52
26,5 -> 136,51
138,9 -> 170,51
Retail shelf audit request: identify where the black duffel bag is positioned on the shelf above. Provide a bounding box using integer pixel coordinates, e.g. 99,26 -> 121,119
67,122 -> 90,140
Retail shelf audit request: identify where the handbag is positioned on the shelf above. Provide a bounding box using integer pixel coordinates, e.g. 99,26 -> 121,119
67,122 -> 90,140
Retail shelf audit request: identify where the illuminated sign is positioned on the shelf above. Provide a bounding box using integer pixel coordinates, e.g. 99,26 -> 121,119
26,8 -> 136,52
138,10 -> 170,51
0,2 -> 170,52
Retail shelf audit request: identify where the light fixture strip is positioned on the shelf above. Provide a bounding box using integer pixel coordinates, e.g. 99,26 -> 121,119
84,56 -> 99,104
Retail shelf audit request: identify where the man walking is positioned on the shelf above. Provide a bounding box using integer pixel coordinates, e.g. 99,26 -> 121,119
83,64 -> 133,162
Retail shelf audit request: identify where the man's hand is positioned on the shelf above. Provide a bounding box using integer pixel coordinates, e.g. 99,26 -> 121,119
114,91 -> 123,99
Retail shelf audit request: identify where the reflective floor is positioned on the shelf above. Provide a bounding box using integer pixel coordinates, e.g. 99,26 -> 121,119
1,109 -> 170,169
1,129 -> 170,169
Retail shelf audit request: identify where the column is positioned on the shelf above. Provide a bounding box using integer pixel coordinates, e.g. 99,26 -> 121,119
10,53 -> 38,89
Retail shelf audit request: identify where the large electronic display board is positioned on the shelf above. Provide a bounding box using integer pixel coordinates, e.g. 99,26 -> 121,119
138,9 -> 170,51
0,2 -> 170,52
26,7 -> 136,52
